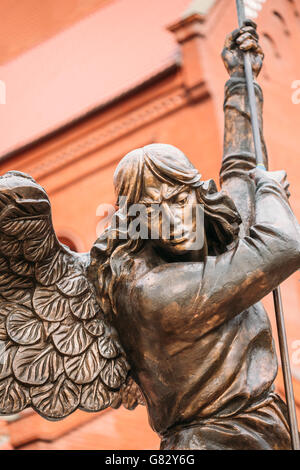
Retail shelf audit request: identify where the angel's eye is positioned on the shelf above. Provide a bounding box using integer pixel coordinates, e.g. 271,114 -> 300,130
173,192 -> 189,206
177,197 -> 187,206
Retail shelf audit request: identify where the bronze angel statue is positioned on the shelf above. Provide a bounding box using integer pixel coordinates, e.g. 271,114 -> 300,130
0,23 -> 300,450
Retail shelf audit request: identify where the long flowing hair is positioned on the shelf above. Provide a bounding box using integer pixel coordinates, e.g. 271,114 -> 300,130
90,144 -> 241,318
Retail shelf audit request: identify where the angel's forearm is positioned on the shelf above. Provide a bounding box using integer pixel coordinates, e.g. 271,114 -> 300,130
219,78 -> 267,235
221,78 -> 267,179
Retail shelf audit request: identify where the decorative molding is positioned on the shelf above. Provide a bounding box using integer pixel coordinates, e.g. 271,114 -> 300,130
23,88 -> 188,181
168,13 -> 206,44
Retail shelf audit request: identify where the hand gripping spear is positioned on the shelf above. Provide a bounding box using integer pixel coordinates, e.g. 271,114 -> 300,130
235,0 -> 300,450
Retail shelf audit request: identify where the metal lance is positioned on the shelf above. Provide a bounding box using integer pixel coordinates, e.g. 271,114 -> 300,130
236,0 -> 300,450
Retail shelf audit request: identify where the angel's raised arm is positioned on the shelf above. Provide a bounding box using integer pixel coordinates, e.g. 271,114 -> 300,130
220,22 -> 268,237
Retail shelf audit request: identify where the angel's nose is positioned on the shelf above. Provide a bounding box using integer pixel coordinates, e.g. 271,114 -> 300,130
161,203 -> 182,233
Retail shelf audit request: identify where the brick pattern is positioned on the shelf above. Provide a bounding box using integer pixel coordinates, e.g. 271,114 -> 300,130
23,89 -> 187,181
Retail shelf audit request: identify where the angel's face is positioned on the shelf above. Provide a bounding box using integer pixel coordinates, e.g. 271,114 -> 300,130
139,170 -> 207,260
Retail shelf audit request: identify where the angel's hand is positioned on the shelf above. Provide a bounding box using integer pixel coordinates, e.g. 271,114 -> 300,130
250,168 -> 291,199
222,20 -> 264,79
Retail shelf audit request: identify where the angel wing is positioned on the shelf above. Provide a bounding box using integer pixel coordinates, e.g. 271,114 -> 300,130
0,171 -> 144,420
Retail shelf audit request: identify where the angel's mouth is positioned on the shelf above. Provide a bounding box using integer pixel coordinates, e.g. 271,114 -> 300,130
168,234 -> 189,245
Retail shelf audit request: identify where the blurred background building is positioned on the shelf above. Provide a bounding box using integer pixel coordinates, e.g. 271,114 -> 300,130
0,0 -> 300,450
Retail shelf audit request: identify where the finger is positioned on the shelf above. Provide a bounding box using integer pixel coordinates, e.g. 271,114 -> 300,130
249,168 -> 265,182
249,169 -> 256,181
272,170 -> 287,184
236,32 -> 258,44
224,29 -> 240,49
256,44 -> 264,59
282,173 -> 289,183
231,28 -> 242,41
243,19 -> 257,30
240,26 -> 258,39
279,170 -> 288,181
240,39 -> 258,51
283,179 -> 291,198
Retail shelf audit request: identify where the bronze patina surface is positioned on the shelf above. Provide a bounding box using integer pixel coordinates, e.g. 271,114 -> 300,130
0,25 -> 299,450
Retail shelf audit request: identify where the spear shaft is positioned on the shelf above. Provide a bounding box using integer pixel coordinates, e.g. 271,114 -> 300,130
236,0 -> 300,450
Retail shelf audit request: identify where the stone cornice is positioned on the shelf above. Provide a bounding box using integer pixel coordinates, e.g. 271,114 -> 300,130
20,85 -> 208,182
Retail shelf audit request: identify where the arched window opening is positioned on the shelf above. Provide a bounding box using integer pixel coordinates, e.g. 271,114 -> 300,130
273,10 -> 290,36
287,0 -> 300,18
262,33 -> 281,59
